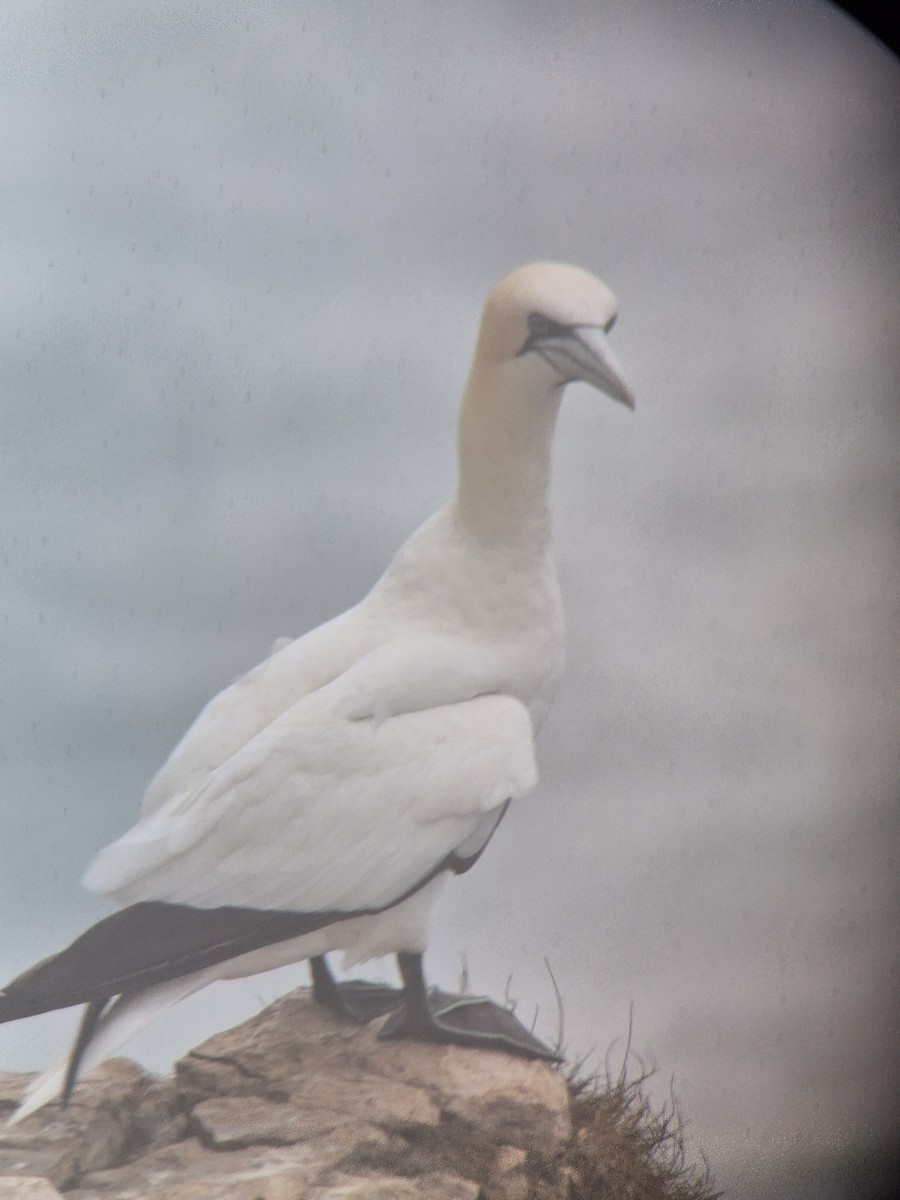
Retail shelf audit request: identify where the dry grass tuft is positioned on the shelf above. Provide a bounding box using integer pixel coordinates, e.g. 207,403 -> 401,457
564,1067 -> 721,1200
458,961 -> 721,1199
561,1013 -> 721,1200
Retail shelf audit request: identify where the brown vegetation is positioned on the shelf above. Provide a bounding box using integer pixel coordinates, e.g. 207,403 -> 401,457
564,1059 -> 720,1200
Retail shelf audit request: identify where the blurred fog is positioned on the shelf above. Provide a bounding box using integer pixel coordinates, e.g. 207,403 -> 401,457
1,3 -> 898,1195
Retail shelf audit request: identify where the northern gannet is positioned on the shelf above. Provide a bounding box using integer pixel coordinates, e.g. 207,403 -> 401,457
1,262 -> 634,1122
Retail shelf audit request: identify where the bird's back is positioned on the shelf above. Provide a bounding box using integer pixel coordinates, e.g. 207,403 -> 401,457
134,499 -> 563,832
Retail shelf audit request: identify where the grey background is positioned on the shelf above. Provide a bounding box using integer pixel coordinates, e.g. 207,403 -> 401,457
1,2 -> 898,1195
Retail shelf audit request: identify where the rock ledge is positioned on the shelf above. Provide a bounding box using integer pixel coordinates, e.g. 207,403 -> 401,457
1,987 -> 572,1199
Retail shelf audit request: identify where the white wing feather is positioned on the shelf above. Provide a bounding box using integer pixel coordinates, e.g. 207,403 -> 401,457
84,689 -> 536,912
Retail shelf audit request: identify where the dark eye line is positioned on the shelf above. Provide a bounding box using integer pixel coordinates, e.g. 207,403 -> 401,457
526,311 -> 571,340
515,310 -> 574,357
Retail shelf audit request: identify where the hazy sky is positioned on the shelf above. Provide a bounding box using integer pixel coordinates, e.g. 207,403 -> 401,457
1,3 -> 897,1196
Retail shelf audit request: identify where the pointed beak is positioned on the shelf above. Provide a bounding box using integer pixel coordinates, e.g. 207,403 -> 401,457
537,325 -> 635,410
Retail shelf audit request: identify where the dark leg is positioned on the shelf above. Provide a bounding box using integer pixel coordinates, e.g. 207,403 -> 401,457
390,950 -> 436,1037
309,954 -> 404,1024
62,997 -> 110,1105
378,950 -> 560,1061
309,955 -> 342,1007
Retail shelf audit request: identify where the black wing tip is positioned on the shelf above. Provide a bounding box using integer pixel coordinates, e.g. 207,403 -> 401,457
0,899 -> 350,1024
0,982 -> 64,1025
0,849 -> 466,1027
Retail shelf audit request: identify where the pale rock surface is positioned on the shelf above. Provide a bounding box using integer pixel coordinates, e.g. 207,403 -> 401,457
0,1178 -> 66,1199
0,987 -> 572,1198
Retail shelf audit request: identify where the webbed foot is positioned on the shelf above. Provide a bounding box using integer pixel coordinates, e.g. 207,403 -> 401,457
377,952 -> 560,1061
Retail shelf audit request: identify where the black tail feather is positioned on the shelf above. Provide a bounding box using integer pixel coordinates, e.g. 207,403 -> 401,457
62,998 -> 109,1105
0,900 -> 348,1023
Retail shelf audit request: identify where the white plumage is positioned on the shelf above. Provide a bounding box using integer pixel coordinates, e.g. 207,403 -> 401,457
5,261 -> 633,1122
85,693 -> 537,911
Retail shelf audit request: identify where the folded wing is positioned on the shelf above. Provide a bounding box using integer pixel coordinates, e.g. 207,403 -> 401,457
85,690 -> 537,914
2,690 -> 535,1029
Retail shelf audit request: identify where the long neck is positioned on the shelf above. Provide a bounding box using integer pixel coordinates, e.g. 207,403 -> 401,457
452,357 -> 563,549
